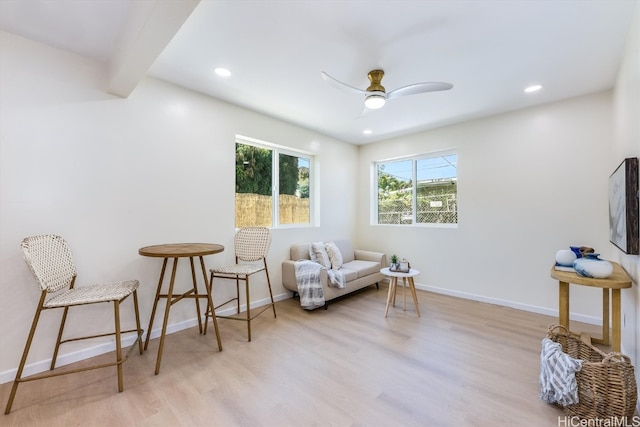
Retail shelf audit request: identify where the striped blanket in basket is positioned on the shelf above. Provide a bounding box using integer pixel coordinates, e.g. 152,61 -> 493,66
539,337 -> 583,406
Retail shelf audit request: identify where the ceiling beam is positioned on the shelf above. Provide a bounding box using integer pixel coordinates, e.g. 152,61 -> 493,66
107,0 -> 200,98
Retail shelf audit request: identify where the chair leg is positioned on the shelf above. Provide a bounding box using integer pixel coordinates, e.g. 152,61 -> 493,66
264,262 -> 277,318
205,270 -> 214,333
133,290 -> 144,355
4,293 -> 46,414
245,277 -> 251,342
51,306 -> 70,370
113,300 -> 124,392
235,277 -> 241,314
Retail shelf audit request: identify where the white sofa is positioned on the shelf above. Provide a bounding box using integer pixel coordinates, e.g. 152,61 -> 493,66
281,240 -> 386,308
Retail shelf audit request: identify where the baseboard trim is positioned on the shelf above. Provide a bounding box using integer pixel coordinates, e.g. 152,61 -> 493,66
0,292 -> 291,385
414,283 -> 603,326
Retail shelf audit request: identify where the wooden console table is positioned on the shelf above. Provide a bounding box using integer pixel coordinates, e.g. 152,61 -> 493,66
550,261 -> 631,352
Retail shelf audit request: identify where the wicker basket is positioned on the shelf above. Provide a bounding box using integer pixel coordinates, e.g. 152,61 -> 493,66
546,324 -> 638,420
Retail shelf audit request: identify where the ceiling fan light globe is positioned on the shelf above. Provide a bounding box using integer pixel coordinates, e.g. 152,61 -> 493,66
365,94 -> 386,109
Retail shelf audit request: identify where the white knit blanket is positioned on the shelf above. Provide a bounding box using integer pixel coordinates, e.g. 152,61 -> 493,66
327,269 -> 346,289
294,260 -> 325,310
539,337 -> 583,406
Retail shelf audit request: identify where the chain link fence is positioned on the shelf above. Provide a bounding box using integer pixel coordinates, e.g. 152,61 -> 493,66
378,189 -> 457,225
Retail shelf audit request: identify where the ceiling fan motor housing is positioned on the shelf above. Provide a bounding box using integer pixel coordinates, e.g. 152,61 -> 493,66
366,70 -> 386,93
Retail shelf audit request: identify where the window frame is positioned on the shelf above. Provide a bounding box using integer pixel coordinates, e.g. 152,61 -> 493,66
372,149 -> 458,228
235,135 -> 314,229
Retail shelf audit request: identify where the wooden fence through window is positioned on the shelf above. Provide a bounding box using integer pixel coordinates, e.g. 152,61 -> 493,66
236,194 -> 309,227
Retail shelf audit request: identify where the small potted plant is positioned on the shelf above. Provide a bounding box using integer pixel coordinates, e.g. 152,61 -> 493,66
390,254 -> 399,271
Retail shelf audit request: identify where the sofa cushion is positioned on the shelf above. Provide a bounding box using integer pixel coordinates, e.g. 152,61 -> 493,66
338,266 -> 359,282
310,242 -> 331,269
342,260 -> 381,278
333,240 -> 355,263
325,241 -> 343,269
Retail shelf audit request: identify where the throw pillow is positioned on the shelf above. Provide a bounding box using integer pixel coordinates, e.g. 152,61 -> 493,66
309,242 -> 331,269
325,241 -> 343,270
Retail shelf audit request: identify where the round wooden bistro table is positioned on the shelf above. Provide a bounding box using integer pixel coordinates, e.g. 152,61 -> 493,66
380,267 -> 421,318
139,243 -> 224,374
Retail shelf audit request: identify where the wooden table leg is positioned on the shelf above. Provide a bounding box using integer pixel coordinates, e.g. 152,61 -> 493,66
391,277 -> 397,307
409,277 -> 420,317
189,257 -> 203,334
611,289 -> 621,352
402,277 -> 407,311
602,288 -> 610,346
155,257 -> 178,375
559,281 -> 570,329
199,256 -> 222,351
385,277 -> 396,317
592,289 -> 612,347
144,258 -> 168,351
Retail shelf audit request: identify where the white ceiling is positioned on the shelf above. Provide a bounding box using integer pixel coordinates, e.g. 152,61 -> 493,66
1,0 -> 637,144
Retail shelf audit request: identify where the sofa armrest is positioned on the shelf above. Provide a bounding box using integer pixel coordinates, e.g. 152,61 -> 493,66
354,249 -> 387,266
282,260 -> 329,292
282,260 -> 298,292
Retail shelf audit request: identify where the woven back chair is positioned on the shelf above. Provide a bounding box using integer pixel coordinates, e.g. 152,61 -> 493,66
4,235 -> 143,414
208,227 -> 276,341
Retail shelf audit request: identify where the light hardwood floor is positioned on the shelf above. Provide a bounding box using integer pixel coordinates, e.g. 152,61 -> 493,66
1,284 -> 606,426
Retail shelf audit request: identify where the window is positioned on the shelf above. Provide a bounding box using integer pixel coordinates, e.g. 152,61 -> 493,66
375,150 -> 457,225
235,136 -> 312,228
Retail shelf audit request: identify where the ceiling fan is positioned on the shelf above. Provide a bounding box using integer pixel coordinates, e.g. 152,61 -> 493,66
321,69 -> 453,110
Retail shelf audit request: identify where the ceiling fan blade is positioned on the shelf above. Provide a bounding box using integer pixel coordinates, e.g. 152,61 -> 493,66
321,71 -> 366,95
387,82 -> 453,100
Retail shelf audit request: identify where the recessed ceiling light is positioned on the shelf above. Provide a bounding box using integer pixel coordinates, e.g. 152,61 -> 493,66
363,129 -> 372,135
214,67 -> 231,77
524,84 -> 542,93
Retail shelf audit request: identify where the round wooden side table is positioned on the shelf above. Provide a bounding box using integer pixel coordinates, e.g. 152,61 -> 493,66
380,267 -> 421,318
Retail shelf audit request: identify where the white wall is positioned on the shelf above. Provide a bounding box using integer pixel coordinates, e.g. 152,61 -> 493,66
357,91 -> 614,322
0,31 -> 359,381
356,4 -> 639,404
2,10 -> 638,392
611,3 -> 640,409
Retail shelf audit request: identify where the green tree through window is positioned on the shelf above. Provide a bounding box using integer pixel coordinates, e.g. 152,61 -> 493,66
236,144 -> 272,195
235,139 -> 312,227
